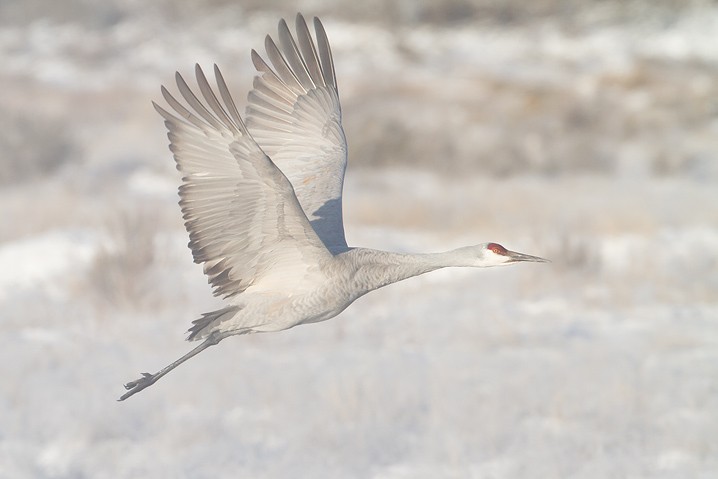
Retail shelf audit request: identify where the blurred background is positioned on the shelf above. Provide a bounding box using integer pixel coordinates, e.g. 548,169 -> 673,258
1,0 -> 717,477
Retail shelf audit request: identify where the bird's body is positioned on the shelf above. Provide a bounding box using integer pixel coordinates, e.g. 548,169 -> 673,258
119,14 -> 547,401
188,247 -> 503,339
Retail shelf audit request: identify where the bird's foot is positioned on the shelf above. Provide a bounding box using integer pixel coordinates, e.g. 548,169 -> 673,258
118,372 -> 157,401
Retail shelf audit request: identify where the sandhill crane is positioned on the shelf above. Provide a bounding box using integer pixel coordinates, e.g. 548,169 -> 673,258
119,14 -> 548,401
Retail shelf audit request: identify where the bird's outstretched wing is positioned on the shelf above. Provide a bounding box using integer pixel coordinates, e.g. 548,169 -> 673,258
246,14 -> 348,254
155,65 -> 330,298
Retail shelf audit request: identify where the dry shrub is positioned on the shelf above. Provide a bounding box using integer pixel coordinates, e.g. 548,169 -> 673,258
86,209 -> 160,310
0,113 -> 78,184
541,234 -> 601,273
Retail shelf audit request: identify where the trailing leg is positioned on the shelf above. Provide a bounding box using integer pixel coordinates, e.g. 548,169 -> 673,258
118,331 -> 227,401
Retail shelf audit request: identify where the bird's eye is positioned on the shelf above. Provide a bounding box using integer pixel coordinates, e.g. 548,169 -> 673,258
488,243 -> 506,255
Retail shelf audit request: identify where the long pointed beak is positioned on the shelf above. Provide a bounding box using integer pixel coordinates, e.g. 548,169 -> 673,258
506,250 -> 550,263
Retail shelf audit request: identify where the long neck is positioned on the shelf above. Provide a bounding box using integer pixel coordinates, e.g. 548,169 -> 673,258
343,247 -> 473,294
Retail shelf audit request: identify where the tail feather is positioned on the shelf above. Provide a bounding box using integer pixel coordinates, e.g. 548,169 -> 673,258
187,305 -> 241,341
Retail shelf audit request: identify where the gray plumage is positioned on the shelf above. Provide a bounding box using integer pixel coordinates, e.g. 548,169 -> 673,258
119,14 -> 547,401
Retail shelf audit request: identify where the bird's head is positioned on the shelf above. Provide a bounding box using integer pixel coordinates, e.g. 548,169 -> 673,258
473,242 -> 549,267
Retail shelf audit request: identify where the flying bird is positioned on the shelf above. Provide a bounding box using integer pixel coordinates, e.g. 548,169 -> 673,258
120,14 -> 548,401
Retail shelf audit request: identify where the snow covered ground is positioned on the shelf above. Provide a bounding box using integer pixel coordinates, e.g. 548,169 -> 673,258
1,1 -> 717,478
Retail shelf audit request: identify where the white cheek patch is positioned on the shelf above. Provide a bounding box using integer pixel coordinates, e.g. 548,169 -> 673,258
486,248 -> 511,265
